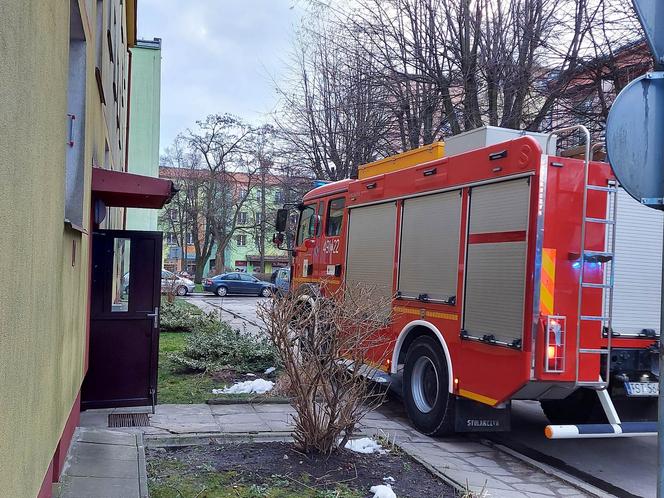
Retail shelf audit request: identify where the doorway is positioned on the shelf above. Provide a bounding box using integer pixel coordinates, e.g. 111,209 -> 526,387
81,230 -> 162,410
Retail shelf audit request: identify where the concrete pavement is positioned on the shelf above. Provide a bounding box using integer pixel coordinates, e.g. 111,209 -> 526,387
55,428 -> 148,498
71,402 -> 604,498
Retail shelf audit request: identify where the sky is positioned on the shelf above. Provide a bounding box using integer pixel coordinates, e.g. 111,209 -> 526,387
137,0 -> 303,154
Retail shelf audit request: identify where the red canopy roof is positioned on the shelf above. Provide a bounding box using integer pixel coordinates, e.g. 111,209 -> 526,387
92,167 -> 175,208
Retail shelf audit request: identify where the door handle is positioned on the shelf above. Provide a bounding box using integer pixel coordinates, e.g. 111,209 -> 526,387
146,306 -> 159,329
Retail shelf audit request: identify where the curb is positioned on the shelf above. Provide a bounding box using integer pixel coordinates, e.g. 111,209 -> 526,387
144,431 -> 293,448
479,439 -> 613,498
206,396 -> 290,405
136,433 -> 149,498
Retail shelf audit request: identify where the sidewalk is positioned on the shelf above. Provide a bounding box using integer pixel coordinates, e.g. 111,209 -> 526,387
55,428 -> 147,498
68,403 -> 604,498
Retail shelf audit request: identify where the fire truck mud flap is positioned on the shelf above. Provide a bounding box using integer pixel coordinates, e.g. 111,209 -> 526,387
545,421 -> 656,439
454,397 -> 511,432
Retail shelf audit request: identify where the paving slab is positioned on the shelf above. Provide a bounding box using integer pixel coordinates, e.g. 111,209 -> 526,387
75,403 -> 606,498
58,429 -> 147,498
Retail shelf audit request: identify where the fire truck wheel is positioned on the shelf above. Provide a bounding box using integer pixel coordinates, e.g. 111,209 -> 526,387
540,388 -> 604,425
403,336 -> 455,436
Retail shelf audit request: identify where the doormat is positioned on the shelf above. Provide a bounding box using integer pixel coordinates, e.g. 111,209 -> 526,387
108,412 -> 151,428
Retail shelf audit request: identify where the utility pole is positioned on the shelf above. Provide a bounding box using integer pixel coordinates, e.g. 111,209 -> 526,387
607,3 -> 664,495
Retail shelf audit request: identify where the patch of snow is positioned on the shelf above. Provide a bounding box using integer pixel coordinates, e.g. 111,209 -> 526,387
383,476 -> 395,484
246,373 -> 256,377
212,379 -> 274,395
344,437 -> 387,454
264,366 -> 276,375
370,484 -> 397,498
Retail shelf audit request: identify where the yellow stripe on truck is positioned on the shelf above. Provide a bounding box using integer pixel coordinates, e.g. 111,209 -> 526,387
540,248 -> 556,316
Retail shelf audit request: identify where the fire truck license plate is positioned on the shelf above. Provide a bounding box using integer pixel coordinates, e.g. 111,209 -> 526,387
624,382 -> 659,397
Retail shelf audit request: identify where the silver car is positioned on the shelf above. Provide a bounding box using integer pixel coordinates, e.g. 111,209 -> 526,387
161,269 -> 195,296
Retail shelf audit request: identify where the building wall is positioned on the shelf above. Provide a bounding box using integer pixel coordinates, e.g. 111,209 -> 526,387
0,1 -> 132,496
126,39 -> 162,231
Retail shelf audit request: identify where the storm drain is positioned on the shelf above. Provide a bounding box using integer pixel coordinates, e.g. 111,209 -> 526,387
108,412 -> 151,428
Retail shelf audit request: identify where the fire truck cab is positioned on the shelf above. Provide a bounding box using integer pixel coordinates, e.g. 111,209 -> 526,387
276,126 -> 659,439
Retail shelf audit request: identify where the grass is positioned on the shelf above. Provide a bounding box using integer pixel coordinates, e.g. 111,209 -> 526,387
147,461 -> 363,498
195,283 -> 204,293
158,332 -> 217,404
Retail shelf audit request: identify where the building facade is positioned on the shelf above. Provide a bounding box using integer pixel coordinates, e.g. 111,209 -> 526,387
126,38 -> 162,230
0,2 -> 173,497
159,166 -> 290,278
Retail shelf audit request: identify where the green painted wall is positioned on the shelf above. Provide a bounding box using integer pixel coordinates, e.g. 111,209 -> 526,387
0,1 -> 131,495
0,2 -> 87,496
126,40 -> 162,231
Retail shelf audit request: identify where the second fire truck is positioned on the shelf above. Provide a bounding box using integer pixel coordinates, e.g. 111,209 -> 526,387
275,125 -> 659,438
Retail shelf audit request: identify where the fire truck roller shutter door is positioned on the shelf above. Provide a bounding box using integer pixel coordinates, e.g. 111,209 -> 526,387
463,178 -> 530,345
399,191 -> 461,302
345,202 -> 397,304
607,186 -> 663,335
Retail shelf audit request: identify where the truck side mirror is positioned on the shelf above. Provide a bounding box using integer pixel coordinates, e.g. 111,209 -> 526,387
275,208 -> 288,232
272,232 -> 285,247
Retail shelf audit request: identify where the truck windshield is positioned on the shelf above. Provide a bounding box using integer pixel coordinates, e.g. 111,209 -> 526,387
296,205 -> 316,245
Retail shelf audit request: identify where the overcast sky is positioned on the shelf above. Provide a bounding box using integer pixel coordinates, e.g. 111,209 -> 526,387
137,0 -> 303,154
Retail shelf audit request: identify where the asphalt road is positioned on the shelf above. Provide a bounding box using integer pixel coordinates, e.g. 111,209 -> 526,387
489,400 -> 657,498
184,293 -> 268,336
185,294 -> 658,497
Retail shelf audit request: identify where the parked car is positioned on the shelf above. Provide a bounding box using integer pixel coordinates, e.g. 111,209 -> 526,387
161,269 -> 195,296
274,268 -> 290,295
203,273 -> 274,297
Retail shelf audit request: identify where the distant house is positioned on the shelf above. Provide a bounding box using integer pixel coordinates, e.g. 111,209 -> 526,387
159,166 -> 294,277
1,2 -> 174,497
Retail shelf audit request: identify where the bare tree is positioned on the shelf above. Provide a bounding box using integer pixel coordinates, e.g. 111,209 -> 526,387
160,137 -> 213,280
275,20 -> 394,181
186,114 -> 259,275
258,284 -> 393,454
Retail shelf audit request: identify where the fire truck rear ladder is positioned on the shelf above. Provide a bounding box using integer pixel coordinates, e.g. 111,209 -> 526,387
576,141 -> 618,391
544,134 -> 655,438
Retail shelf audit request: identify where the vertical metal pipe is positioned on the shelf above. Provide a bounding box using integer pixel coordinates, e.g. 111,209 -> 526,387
659,221 -> 664,498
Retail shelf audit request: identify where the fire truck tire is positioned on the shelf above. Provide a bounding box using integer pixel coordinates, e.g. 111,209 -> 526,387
403,336 -> 455,436
540,388 -> 604,425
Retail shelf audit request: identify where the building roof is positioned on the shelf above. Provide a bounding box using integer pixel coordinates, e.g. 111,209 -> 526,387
159,166 -> 286,187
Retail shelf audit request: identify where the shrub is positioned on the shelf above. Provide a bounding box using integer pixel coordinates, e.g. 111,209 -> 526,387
258,284 -> 392,454
160,299 -> 209,333
169,320 -> 278,373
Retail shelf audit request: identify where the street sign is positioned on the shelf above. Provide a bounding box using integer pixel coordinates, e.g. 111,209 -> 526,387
605,71 -> 664,209
633,0 -> 664,65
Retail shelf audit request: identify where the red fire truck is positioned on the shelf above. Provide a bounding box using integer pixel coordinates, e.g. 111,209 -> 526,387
274,125 -> 659,439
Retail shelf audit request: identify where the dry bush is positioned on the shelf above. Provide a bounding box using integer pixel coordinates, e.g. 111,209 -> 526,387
258,283 -> 393,454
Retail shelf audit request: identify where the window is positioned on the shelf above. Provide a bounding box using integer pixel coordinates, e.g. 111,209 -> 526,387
111,238 -> 130,312
326,198 -> 345,236
239,273 -> 256,282
274,190 -> 284,203
161,270 -> 174,279
236,234 -> 247,246
166,232 -> 177,245
255,212 -> 264,223
256,190 -> 263,202
238,211 -> 248,225
65,0 -> 87,229
296,205 -> 316,245
168,209 -> 177,221
186,233 -> 195,245
317,201 -> 324,236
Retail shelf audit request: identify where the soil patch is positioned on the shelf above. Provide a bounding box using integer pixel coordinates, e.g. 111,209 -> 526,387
147,440 -> 453,497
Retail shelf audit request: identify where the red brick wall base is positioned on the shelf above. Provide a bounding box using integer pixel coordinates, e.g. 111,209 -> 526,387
36,391 -> 81,498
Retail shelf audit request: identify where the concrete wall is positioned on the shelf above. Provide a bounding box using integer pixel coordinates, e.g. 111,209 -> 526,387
0,1 -> 131,495
126,39 -> 162,231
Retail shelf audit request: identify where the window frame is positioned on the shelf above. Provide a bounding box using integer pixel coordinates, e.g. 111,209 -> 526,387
325,197 -> 345,237
296,204 -> 316,246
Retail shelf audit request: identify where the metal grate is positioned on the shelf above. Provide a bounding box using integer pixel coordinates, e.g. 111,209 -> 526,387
108,413 -> 150,428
